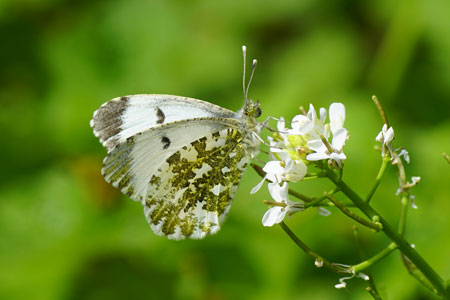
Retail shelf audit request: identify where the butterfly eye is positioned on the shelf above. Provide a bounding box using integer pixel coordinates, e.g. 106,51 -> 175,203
254,107 -> 262,118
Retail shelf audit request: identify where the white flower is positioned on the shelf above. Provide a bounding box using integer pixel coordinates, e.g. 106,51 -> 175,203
262,182 -> 304,227
290,104 -> 325,139
376,124 -> 394,157
251,158 -> 307,194
306,103 -> 348,167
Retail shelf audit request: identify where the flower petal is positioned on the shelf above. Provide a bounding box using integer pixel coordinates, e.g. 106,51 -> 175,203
294,119 -> 315,135
375,130 -> 383,142
398,149 -> 410,164
291,114 -> 309,130
318,207 -> 331,216
284,160 -> 307,182
279,182 -> 289,201
307,104 -> 317,121
385,127 -> 394,143
331,128 -> 347,151
262,206 -> 286,227
263,161 -> 284,175
320,107 -> 327,123
329,103 -> 345,132
251,176 -> 266,194
263,161 -> 284,182
277,117 -> 286,132
268,182 -> 286,203
330,152 -> 346,161
307,139 -> 327,152
306,152 -> 330,161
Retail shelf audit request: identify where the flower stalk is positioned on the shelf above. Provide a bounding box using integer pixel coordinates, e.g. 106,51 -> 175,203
351,242 -> 397,273
353,226 -> 382,299
279,222 -> 351,274
325,193 -> 382,231
365,156 -> 390,203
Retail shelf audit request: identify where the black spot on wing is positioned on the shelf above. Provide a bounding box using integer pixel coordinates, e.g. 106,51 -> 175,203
156,107 -> 165,124
92,96 -> 129,147
162,136 -> 171,150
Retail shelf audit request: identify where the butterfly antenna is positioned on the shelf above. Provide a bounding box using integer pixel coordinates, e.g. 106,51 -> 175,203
245,59 -> 257,101
242,45 -> 247,101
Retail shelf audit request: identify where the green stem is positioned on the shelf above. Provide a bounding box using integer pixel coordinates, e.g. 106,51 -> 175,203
367,287 -> 384,300
288,189 -> 313,202
366,157 -> 390,203
279,222 -> 351,274
372,95 -> 389,127
302,175 -> 320,180
328,173 -> 448,298
308,201 -> 351,207
353,226 -> 382,299
352,243 -> 397,273
305,188 -> 340,208
396,194 -> 436,293
326,193 -> 382,231
398,195 -> 409,236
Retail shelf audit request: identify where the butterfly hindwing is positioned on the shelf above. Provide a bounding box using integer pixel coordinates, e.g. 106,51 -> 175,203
144,127 -> 249,240
90,94 -> 235,152
101,117 -> 243,204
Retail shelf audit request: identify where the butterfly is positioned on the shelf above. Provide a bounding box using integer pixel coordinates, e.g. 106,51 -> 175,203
90,46 -> 262,240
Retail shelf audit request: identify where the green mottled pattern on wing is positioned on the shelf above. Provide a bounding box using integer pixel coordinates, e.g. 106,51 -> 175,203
145,128 -> 249,240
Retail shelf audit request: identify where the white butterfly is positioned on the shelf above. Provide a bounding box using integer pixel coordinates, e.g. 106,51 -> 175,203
90,46 -> 262,240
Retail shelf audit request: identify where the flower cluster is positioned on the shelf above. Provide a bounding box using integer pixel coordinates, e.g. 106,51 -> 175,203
253,103 -> 348,226
375,124 -> 420,209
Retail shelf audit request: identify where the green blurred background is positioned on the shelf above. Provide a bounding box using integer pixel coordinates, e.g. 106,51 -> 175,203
1,0 -> 449,299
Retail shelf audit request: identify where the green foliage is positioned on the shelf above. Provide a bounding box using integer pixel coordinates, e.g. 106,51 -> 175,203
1,0 -> 449,299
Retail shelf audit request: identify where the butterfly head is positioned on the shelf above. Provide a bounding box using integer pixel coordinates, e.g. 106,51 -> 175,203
243,99 -> 262,119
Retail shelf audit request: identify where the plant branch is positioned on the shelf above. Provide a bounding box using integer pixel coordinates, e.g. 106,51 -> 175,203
372,95 -> 389,127
353,226 -> 382,299
325,193 -> 382,231
305,188 -> 339,208
398,195 -> 409,236
367,287 -> 384,300
351,242 -> 397,273
288,188 -> 314,202
279,222 -> 351,274
366,156 -> 390,203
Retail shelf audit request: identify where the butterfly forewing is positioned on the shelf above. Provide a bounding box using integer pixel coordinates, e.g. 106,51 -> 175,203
91,95 -> 235,152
